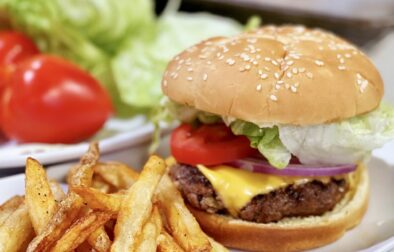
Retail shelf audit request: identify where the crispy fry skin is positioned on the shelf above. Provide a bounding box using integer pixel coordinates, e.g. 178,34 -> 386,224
68,142 -> 100,188
94,162 -> 139,190
157,231 -> 185,252
157,175 -> 212,252
135,206 -> 162,252
111,156 -> 166,252
87,226 -> 112,252
27,192 -> 84,252
25,158 -> 58,234
0,195 -> 24,226
72,187 -> 123,213
50,211 -> 113,252
0,202 -> 34,252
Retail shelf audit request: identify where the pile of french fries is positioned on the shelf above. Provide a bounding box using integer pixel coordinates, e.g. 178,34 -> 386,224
0,143 -> 228,252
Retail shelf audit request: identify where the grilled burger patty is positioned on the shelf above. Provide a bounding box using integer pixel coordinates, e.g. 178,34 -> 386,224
169,163 -> 348,223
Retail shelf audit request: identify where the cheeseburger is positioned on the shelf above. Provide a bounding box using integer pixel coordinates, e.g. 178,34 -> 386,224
160,26 -> 394,252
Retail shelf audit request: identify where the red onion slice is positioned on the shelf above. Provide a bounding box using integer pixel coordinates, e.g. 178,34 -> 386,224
227,158 -> 357,177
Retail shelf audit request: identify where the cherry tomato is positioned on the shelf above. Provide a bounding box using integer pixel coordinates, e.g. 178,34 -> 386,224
0,31 -> 39,65
0,31 -> 39,126
170,123 -> 257,166
2,55 -> 113,143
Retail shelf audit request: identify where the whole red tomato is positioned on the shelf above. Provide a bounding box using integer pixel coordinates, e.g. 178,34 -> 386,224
2,55 -> 113,143
0,31 -> 39,127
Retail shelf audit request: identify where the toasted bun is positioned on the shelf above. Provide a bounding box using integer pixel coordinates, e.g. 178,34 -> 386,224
188,164 -> 369,252
162,26 -> 383,125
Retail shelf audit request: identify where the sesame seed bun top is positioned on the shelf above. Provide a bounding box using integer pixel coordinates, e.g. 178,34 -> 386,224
161,25 -> 383,125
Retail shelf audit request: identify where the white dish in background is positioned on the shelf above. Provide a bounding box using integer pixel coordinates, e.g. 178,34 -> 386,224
0,142 -> 393,251
0,115 -> 167,169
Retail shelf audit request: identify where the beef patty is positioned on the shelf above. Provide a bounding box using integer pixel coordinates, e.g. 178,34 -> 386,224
169,163 -> 348,223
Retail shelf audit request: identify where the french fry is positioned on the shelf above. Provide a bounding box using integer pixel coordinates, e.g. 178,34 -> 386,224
111,155 -> 166,252
157,231 -> 185,252
135,206 -> 162,252
49,180 -> 66,202
157,175 -> 212,252
68,142 -> 100,188
25,158 -> 58,234
50,211 -> 113,252
92,174 -> 115,193
208,237 -> 229,252
94,161 -> 139,190
87,226 -> 112,252
0,195 -> 24,226
27,192 -> 84,252
0,203 -> 34,252
73,186 -> 123,212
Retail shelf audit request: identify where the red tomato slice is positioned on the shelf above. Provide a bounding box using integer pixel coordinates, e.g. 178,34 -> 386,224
170,123 -> 257,166
1,55 -> 113,143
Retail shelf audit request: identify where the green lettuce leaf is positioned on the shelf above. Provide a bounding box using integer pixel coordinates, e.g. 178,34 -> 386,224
230,121 -> 291,169
279,103 -> 394,165
112,12 -> 242,109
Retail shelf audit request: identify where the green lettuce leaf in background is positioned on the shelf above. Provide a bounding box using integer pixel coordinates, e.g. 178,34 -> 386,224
0,0 -> 244,117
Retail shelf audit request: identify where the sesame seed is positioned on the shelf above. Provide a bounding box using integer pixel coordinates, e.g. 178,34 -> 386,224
356,73 -> 362,79
285,84 -> 290,89
175,56 -> 180,61
299,67 -> 305,73
239,67 -> 245,72
275,84 -> 281,90
260,73 -> 268,79
286,72 -> 292,78
339,58 -> 345,64
315,60 -> 324,66
256,84 -> 262,91
203,74 -> 208,81
171,73 -> 178,79
337,54 -> 342,59
264,57 -> 271,62
292,68 -> 298,74
163,80 -> 167,87
218,55 -> 224,60
187,77 -> 193,81
179,59 -> 184,64
226,58 -> 235,65
345,53 -> 351,58
306,72 -> 313,79
253,61 -> 258,65
294,82 -> 299,87
270,94 -> 278,101
290,86 -> 297,93
245,64 -> 251,70
264,67 -> 270,71
207,61 -> 212,65
187,68 -> 193,72
258,70 -> 263,75
256,55 -> 261,60
338,65 -> 346,70
274,72 -> 280,79
248,38 -> 257,44
185,62 -> 192,66
277,80 -> 284,84
199,55 -> 207,59
271,60 -> 278,66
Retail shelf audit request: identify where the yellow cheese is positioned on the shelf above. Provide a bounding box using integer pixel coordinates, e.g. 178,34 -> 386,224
196,164 -> 335,217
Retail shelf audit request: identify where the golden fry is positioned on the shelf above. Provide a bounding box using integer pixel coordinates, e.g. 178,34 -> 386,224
87,226 -> 112,252
92,174 -> 115,193
157,231 -> 185,252
157,175 -> 212,252
25,158 -> 58,234
51,211 -> 113,252
94,161 -> 139,190
0,195 -> 24,226
135,206 -> 162,252
68,142 -> 100,188
27,192 -> 84,252
111,155 -> 166,252
73,186 -> 123,212
0,203 -> 34,252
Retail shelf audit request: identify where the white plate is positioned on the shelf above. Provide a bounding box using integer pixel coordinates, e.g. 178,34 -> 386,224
0,143 -> 393,251
0,115 -> 166,169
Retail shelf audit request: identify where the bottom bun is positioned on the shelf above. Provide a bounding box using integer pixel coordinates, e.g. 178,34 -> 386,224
188,164 -> 369,252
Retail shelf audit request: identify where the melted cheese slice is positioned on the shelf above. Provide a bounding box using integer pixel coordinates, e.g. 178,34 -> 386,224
197,164 -> 334,217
